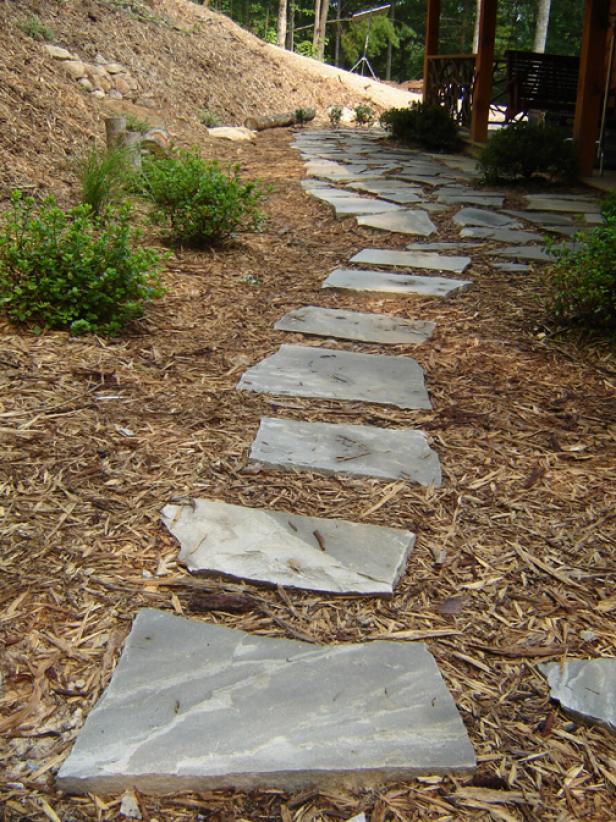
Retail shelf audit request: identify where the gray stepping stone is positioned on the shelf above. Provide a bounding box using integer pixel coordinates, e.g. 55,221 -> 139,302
250,417 -> 442,485
460,227 -> 541,243
491,246 -> 554,262
330,198 -> 403,218
57,609 -> 475,793
237,345 -> 431,410
324,268 -> 472,298
348,181 -> 424,205
393,174 -> 457,188
274,306 -> 435,344
524,194 -> 601,213
161,499 -> 415,595
503,209 -> 573,226
350,248 -> 470,274
453,208 -> 522,229
407,241 -> 481,251
540,658 -> 616,734
356,210 -> 437,237
437,188 -> 504,208
305,161 -> 367,181
493,262 -> 530,273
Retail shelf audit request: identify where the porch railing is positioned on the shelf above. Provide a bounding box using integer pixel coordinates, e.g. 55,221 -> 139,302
425,54 -> 476,128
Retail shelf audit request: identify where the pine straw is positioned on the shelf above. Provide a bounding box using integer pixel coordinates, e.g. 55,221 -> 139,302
1,129 -> 616,821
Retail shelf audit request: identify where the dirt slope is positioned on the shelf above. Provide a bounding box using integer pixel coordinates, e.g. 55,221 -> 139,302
0,0 -> 410,196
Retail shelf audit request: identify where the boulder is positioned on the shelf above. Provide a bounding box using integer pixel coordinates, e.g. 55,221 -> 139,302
91,90 -> 106,100
108,89 -> 123,100
44,45 -> 73,60
105,62 -> 125,75
64,60 -> 87,80
114,77 -> 132,96
208,126 -> 256,142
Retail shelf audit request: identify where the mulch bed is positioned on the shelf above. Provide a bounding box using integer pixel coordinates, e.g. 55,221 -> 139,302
1,128 -> 615,821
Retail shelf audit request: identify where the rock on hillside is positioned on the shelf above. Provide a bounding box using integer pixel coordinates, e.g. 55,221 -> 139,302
0,0 -> 412,195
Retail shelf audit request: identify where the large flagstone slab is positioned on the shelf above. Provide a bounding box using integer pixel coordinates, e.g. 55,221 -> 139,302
348,180 -> 424,204
436,188 -> 504,208
161,499 -> 415,595
350,248 -> 470,274
237,345 -> 431,410
323,268 -> 472,298
539,658 -> 616,734
524,194 -> 601,213
57,609 -> 475,794
460,226 -> 541,243
406,241 -> 481,251
274,306 -> 435,344
250,417 -> 442,485
453,208 -> 522,229
330,198 -> 403,218
305,160 -> 368,181
503,209 -> 573,226
356,210 -> 437,236
491,245 -> 554,262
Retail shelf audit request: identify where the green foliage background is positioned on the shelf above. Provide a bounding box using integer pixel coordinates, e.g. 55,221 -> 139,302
207,0 -> 583,81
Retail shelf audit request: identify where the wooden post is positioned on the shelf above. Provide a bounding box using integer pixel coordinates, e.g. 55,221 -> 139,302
574,0 -> 610,176
423,0 -> 441,106
470,0 -> 497,143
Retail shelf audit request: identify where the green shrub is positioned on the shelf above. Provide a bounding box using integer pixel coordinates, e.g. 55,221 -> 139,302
380,102 -> 461,152
546,218 -> 616,330
329,105 -> 343,127
354,104 -> 374,126
478,121 -> 577,184
0,192 -> 164,336
136,149 -> 264,247
601,190 -> 616,220
125,114 -> 151,134
17,14 -> 55,41
294,108 -> 311,127
198,109 -> 221,128
78,145 -> 133,216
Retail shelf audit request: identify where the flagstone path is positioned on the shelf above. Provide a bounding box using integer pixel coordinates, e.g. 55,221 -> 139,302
60,126 -> 607,795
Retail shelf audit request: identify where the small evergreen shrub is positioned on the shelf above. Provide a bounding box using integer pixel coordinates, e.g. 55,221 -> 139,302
17,14 -> 55,41
198,109 -> 221,127
78,145 -> 133,215
0,192 -> 164,336
136,149 -> 264,247
380,102 -> 461,151
547,218 -> 616,330
328,105 -> 343,127
601,190 -> 616,220
478,121 -> 577,184
294,108 -> 312,127
354,104 -> 374,126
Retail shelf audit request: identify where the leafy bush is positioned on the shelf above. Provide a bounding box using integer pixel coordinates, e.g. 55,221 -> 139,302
78,145 -> 133,215
294,108 -> 311,127
125,114 -> 151,134
601,190 -> 616,220
380,102 -> 461,152
198,109 -> 221,127
136,149 -> 264,247
547,218 -> 616,330
354,104 -> 374,126
478,121 -> 577,184
17,14 -> 55,41
0,192 -> 164,336
328,105 -> 343,127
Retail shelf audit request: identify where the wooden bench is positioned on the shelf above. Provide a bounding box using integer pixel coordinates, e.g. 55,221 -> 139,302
504,50 -> 580,123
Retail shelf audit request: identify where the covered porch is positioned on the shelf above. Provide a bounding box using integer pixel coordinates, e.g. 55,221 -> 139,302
422,0 -> 616,179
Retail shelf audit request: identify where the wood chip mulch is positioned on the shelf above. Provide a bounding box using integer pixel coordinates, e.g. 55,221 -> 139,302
1,128 -> 615,821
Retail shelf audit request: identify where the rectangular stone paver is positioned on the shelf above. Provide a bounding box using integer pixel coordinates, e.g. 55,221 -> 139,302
356,210 -> 436,236
453,208 -> 522,229
350,248 -> 470,274
436,188 -> 504,208
57,609 -> 475,794
274,306 -> 435,344
524,194 -> 601,213
161,499 -> 415,595
250,417 -> 442,485
491,245 -> 553,262
460,227 -> 541,243
237,344 -> 431,410
324,268 -> 472,298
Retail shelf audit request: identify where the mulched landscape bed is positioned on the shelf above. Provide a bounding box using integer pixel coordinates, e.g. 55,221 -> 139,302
1,128 -> 615,821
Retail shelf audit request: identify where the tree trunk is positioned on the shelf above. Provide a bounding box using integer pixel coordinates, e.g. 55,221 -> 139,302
472,0 -> 482,53
316,0 -> 330,60
533,0 -> 552,53
386,0 -> 395,81
277,0 -> 287,48
334,0 -> 341,66
313,0 -> 321,51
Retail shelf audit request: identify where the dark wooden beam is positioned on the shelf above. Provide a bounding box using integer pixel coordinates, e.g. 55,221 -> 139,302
423,0 -> 441,106
574,0 -> 610,176
470,0 -> 497,142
